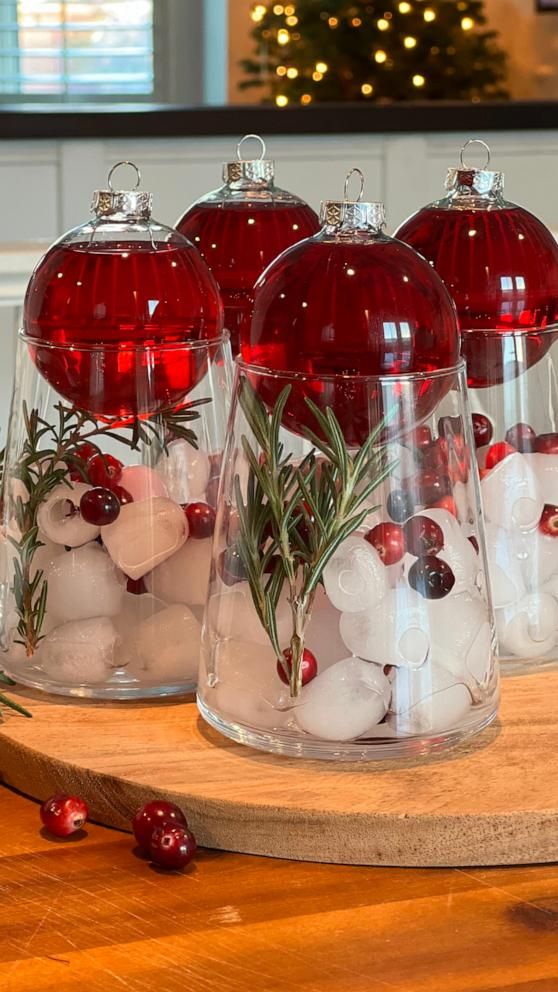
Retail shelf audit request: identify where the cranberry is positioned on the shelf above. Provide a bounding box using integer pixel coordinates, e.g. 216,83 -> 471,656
132,799 -> 188,851
421,438 -> 449,471
40,793 -> 88,837
87,452 -> 123,488
277,647 -> 318,686
112,484 -> 133,505
535,433 -> 558,455
185,501 -> 216,539
205,475 -> 220,509
438,415 -> 463,437
471,413 -> 493,449
218,545 -> 247,586
80,487 -> 120,526
365,522 -> 405,565
505,422 -> 536,453
75,442 -> 98,463
408,555 -> 455,600
432,495 -> 458,517
149,824 -> 197,870
127,576 -> 147,595
410,425 -> 432,451
415,470 -> 451,505
539,504 -> 558,537
468,535 -> 480,553
485,442 -> 516,470
404,515 -> 444,557
387,489 -> 415,523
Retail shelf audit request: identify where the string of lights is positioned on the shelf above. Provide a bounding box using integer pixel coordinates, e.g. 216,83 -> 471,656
240,1 -> 509,104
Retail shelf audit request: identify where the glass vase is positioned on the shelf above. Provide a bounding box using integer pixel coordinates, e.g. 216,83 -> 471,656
0,333 -> 232,699
197,360 -> 499,760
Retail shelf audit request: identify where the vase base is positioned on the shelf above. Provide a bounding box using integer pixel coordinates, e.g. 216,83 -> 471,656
2,665 -> 195,701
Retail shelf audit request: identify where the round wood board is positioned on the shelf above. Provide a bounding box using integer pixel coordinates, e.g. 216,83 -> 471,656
0,672 -> 557,867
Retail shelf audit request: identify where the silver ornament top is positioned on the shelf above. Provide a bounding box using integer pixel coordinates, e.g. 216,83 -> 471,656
445,138 -> 504,196
91,161 -> 153,219
223,133 -> 275,184
320,168 -> 386,232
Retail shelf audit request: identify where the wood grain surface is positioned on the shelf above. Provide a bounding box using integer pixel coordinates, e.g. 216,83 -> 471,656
1,786 -> 558,992
0,672 -> 557,866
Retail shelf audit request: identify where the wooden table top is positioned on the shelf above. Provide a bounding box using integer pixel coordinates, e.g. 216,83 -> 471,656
1,787 -> 558,992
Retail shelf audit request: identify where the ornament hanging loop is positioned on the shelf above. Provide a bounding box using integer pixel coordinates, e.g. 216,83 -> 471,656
107,161 -> 142,192
344,167 -> 365,203
237,134 -> 266,162
459,139 -> 491,171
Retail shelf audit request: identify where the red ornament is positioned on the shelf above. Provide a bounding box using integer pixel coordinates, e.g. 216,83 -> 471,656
132,800 -> 188,851
176,136 -> 318,355
40,793 -> 88,837
242,188 -> 459,446
396,148 -> 558,389
365,522 -> 405,565
24,163 -> 222,416
277,647 -> 318,686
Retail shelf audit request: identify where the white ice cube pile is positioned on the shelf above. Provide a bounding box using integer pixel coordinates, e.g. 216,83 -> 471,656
481,450 -> 558,659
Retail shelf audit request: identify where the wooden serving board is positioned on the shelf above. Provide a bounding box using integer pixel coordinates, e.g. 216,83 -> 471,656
0,672 -> 557,867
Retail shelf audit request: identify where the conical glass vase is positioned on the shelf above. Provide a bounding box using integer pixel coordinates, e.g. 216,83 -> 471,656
197,359 -> 499,760
0,333 -> 232,699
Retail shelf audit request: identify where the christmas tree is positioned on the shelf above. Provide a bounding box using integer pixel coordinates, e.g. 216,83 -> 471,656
240,1 -> 509,104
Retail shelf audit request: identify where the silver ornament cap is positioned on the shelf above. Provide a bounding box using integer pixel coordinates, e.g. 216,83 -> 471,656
320,168 -> 386,232
223,133 -> 274,184
445,138 -> 504,196
91,161 -> 153,219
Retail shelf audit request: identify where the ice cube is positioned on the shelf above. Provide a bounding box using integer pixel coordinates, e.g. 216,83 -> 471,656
207,582 -> 292,648
484,522 -> 527,607
102,497 -> 187,580
156,440 -> 210,503
517,527 -> 558,590
47,543 -> 125,623
427,590 -> 492,685
202,639 -> 289,731
294,657 -> 390,741
118,465 -> 169,503
323,535 -> 389,613
496,592 -> 558,659
40,616 -> 117,684
145,537 -> 212,607
481,452 -> 543,531
339,587 -> 430,669
388,664 -> 471,736
421,508 -> 478,594
304,596 -> 347,671
133,604 -> 201,681
112,591 -> 167,668
37,482 -> 100,547
523,453 -> 558,506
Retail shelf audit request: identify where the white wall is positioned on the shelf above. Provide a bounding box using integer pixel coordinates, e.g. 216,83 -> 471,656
0,128 -> 557,435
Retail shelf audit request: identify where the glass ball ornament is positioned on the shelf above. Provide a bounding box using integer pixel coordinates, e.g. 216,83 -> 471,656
24,161 -> 223,417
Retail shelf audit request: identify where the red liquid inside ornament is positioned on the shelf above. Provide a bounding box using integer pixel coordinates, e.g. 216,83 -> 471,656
396,205 -> 558,388
177,201 -> 319,354
242,234 -> 459,446
24,239 -> 222,416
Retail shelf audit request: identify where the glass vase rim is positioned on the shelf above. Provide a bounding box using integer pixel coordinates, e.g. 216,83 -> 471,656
18,329 -> 230,354
235,356 -> 467,385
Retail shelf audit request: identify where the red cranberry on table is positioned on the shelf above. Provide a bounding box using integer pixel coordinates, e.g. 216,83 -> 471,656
80,487 -> 120,526
471,413 -> 493,449
485,442 -> 516,471
277,647 -> 318,686
87,452 -> 123,488
408,556 -> 455,600
535,433 -> 558,455
365,522 -> 405,565
539,504 -> 558,537
404,515 -> 444,557
218,545 -> 247,586
132,799 -> 188,851
40,793 -> 88,837
185,501 -> 216,539
149,823 -> 197,870
505,422 -> 536,452
386,489 -> 415,524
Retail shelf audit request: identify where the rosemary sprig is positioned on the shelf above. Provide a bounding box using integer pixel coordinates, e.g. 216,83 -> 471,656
234,380 -> 395,698
7,396 -> 209,656
0,671 -> 31,718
